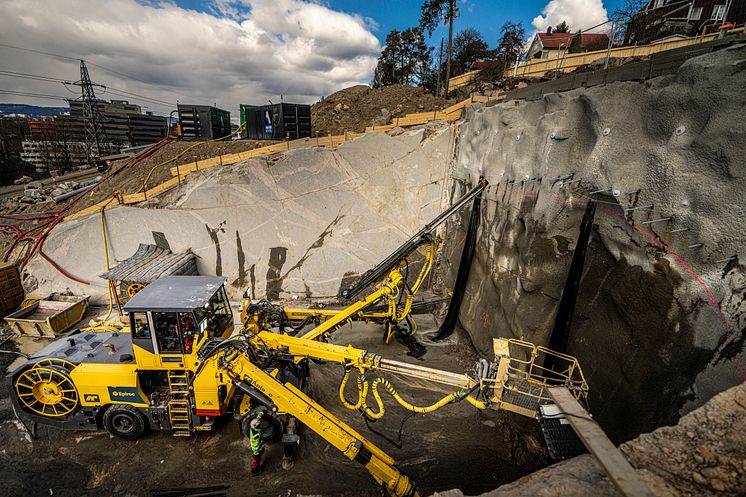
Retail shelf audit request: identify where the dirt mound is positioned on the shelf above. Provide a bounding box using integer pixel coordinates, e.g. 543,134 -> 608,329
311,85 -> 451,136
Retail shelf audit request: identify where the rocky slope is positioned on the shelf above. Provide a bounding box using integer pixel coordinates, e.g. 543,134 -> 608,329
434,382 -> 746,497
437,42 -> 746,443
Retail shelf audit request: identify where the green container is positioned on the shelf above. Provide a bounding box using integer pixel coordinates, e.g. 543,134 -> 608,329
239,104 -> 253,139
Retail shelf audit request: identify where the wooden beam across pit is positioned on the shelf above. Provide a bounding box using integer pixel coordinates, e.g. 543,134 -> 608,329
548,387 -> 656,497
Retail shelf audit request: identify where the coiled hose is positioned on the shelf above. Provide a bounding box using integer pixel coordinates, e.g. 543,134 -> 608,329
339,368 -> 488,420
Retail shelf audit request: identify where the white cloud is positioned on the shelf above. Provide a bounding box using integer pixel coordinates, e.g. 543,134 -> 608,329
531,0 -> 609,33
0,0 -> 381,120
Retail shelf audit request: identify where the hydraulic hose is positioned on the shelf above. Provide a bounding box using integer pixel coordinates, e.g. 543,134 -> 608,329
340,369 -> 488,420
339,366 -> 369,410
95,197 -> 122,323
363,377 -> 465,419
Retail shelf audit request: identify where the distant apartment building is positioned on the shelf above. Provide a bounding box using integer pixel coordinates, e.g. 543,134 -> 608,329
624,0 -> 746,45
129,112 -> 168,146
20,140 -> 91,174
20,100 -> 167,174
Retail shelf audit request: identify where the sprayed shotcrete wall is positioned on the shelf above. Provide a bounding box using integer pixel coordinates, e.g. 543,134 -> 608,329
23,127 -> 454,303
438,44 -> 746,443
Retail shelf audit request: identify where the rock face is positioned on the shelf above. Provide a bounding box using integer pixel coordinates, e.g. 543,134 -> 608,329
435,383 -> 746,497
438,44 -> 746,442
25,126 -> 454,303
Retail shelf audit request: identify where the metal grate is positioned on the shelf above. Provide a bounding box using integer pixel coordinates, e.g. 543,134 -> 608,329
538,404 -> 587,460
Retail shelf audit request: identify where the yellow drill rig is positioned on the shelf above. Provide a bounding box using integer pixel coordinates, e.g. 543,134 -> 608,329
6,180 -> 589,496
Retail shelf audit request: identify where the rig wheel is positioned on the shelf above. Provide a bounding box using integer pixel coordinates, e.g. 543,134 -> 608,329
14,365 -> 79,418
103,404 -> 147,439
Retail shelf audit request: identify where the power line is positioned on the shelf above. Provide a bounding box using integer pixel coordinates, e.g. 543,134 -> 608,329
0,70 -> 62,83
0,89 -> 69,101
85,60 -> 194,100
0,42 -> 195,101
0,43 -> 79,62
0,69 -> 175,109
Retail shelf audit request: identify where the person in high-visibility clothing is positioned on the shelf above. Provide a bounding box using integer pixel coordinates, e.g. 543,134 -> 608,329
249,413 -> 265,476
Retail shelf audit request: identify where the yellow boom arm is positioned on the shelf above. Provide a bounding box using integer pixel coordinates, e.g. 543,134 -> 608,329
242,242 -> 435,344
211,331 -> 588,497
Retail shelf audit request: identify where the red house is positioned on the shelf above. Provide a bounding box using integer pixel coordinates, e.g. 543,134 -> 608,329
527,31 -> 610,59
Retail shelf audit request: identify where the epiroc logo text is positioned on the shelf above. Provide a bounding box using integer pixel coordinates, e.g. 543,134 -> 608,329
107,386 -> 144,403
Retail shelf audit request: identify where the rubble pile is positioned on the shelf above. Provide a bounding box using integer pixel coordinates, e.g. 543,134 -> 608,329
15,178 -> 100,205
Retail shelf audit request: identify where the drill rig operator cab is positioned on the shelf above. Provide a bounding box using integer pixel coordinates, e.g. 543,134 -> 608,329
125,276 -> 233,369
6,276 -> 235,438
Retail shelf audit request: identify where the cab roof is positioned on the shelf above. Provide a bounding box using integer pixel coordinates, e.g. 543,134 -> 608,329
123,276 -> 227,313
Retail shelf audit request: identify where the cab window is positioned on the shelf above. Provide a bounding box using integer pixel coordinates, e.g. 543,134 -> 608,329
153,312 -> 182,354
132,313 -> 151,339
194,288 -> 232,336
179,312 -> 198,353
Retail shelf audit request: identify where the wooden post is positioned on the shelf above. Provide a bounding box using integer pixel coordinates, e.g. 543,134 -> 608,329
193,156 -> 199,171
176,163 -> 181,185
218,148 -> 223,166
548,388 -> 656,497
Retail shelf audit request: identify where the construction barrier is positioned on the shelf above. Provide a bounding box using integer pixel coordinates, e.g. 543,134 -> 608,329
448,70 -> 481,91
504,34 -> 743,101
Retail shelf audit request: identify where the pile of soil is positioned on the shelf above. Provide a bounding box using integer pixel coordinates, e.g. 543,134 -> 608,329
311,85 -> 452,136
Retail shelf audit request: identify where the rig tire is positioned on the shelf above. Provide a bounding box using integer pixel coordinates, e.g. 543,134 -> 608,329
103,404 -> 147,439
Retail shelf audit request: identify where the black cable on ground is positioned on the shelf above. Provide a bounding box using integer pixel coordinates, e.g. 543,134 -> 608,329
430,190 -> 483,341
363,411 -> 415,450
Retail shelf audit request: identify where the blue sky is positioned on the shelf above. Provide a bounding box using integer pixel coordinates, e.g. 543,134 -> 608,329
178,0 -> 626,45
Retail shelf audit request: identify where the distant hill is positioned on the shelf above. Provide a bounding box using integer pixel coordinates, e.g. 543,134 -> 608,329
0,103 -> 69,117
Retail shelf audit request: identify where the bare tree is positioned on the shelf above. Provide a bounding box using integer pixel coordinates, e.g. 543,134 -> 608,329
612,0 -> 650,23
452,28 -> 492,76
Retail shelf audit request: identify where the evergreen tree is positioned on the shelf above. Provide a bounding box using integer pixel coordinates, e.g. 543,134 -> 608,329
372,28 -> 433,87
554,21 -> 570,33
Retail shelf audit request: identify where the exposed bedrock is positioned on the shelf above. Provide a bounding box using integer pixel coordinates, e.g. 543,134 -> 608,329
24,127 -> 453,302
441,44 -> 746,442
